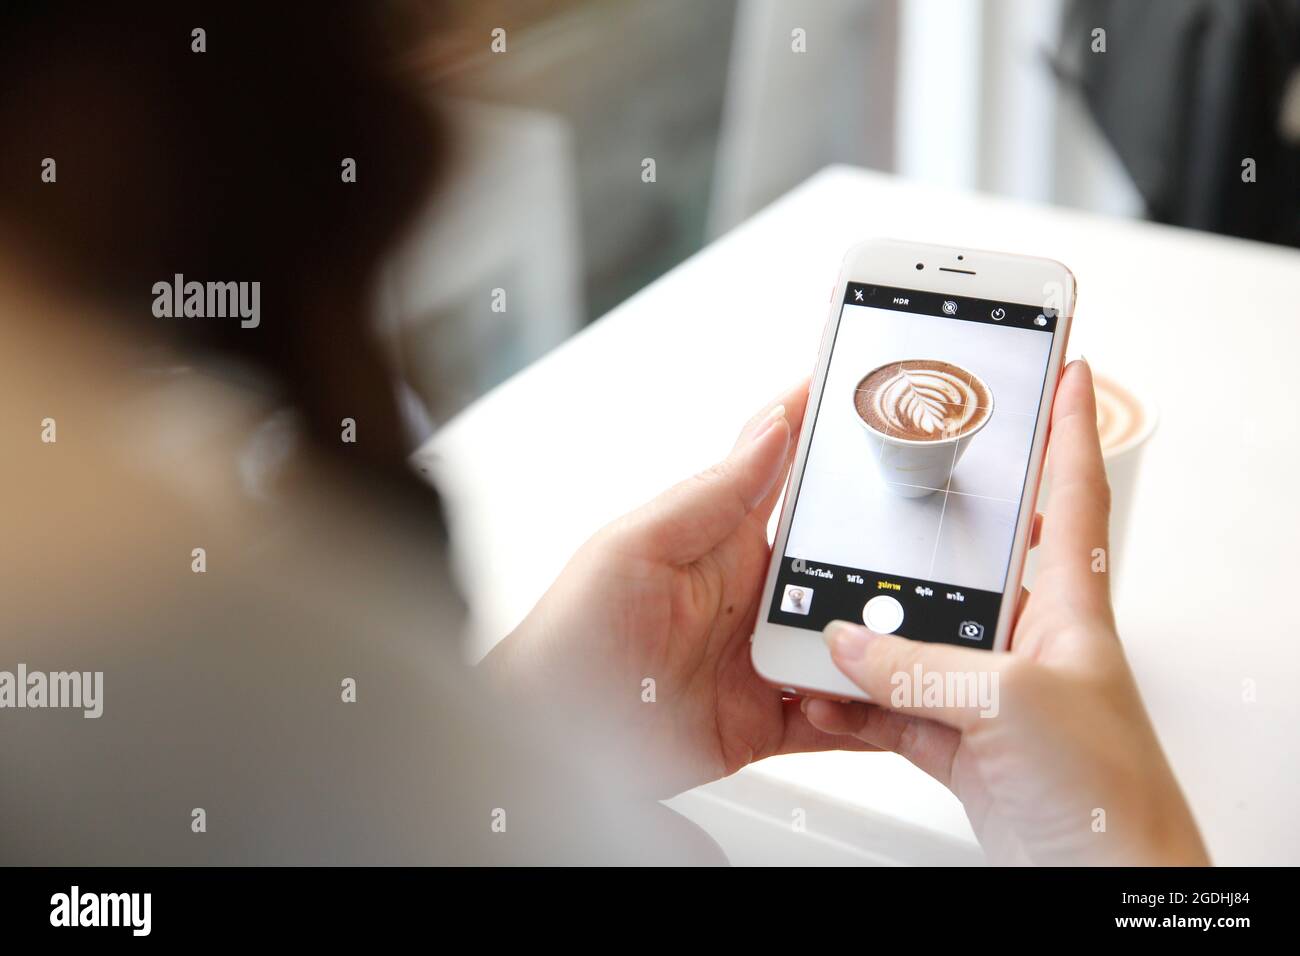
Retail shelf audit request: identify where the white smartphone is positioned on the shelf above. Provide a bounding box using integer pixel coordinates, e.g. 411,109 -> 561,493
751,238 -> 1076,700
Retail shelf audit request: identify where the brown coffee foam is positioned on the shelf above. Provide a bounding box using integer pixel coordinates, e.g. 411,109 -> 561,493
854,359 -> 990,441
1093,374 -> 1145,452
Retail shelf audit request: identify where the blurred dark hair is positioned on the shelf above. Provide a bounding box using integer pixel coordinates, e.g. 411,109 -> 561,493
0,2 -> 446,498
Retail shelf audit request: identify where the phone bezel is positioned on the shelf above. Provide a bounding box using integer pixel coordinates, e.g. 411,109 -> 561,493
750,238 -> 1076,700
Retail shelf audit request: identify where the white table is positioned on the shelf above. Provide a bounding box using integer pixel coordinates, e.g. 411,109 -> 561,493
418,166 -> 1300,866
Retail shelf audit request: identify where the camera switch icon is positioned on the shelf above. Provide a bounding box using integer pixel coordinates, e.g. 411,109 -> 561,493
958,620 -> 985,642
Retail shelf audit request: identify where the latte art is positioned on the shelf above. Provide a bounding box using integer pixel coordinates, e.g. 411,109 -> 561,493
1093,374 -> 1144,452
854,360 -> 992,441
874,368 -> 974,436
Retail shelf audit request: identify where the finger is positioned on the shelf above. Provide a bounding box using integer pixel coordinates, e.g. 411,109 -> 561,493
774,698 -> 880,756
822,621 -> 1008,732
751,377 -> 812,523
619,403 -> 791,564
1038,358 -> 1114,621
803,699 -> 961,786
732,377 -> 811,453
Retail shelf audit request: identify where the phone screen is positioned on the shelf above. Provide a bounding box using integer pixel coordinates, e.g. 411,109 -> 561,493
767,282 -> 1059,648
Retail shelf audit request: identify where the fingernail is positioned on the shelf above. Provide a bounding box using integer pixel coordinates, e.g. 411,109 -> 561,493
752,404 -> 786,443
799,696 -> 810,714
823,621 -> 875,661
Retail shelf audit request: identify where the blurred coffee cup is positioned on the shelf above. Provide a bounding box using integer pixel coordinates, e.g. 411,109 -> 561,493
1027,372 -> 1158,586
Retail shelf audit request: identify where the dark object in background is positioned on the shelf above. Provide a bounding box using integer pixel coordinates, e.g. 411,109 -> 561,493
0,2 -> 444,480
1061,0 -> 1300,247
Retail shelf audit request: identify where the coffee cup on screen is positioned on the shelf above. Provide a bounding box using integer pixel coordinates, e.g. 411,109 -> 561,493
853,359 -> 995,497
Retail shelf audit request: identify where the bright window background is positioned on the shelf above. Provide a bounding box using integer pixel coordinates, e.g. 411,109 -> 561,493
384,0 -> 1143,430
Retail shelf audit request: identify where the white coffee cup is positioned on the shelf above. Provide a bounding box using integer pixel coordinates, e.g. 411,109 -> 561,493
854,366 -> 995,498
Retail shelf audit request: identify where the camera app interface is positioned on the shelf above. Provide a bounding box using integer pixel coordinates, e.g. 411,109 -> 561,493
767,283 -> 1058,648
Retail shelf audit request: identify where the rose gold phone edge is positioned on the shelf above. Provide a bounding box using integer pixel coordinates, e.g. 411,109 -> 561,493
750,238 -> 1076,702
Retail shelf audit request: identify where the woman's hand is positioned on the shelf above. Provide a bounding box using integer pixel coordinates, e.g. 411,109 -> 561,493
804,359 -> 1209,865
485,379 -> 871,798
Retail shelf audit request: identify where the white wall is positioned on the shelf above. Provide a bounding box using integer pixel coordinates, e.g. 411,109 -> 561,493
895,0 -> 1143,216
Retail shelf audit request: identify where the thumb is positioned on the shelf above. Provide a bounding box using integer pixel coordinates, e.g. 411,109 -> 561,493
621,404 -> 791,565
823,621 -> 1010,732
1038,358 -> 1115,627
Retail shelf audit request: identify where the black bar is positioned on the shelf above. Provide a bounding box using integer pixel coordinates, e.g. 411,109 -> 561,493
844,282 -> 1058,333
0,867 -> 1277,940
767,555 -> 1002,650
